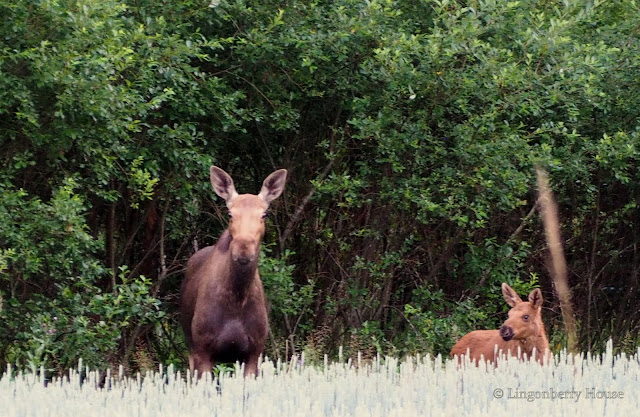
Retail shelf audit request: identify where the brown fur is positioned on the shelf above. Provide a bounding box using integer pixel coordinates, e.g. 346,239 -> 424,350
180,166 -> 287,377
450,283 -> 550,366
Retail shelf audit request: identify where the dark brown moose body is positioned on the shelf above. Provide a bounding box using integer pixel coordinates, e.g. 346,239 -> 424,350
180,166 -> 287,377
450,283 -> 550,366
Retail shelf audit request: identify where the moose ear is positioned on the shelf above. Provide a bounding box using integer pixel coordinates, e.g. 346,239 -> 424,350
210,166 -> 238,203
502,283 -> 523,307
258,169 -> 288,204
528,288 -> 544,309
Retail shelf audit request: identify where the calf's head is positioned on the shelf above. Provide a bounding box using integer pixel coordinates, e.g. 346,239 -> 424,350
210,166 -> 287,267
499,283 -> 543,342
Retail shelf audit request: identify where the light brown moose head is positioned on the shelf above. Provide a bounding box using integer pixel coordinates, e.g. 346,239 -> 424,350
210,166 -> 287,268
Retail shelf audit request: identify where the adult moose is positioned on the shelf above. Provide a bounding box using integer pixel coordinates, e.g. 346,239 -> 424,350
180,166 -> 287,378
450,283 -> 550,366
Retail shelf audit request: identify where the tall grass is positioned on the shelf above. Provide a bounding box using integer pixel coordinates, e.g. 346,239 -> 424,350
2,342 -> 637,416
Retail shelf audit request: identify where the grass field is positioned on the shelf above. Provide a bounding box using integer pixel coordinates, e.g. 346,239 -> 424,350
2,343 -> 637,416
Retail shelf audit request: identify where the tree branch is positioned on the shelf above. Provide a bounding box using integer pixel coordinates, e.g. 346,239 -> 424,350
279,157 -> 334,249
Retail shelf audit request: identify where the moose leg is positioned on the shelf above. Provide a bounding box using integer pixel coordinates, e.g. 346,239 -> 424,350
244,354 -> 260,378
190,351 -> 213,379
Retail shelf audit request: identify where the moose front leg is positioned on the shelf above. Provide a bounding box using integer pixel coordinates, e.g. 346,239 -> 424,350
190,351 -> 214,379
244,353 -> 260,378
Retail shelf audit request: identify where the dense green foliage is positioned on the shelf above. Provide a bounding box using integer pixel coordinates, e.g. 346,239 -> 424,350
1,0 -> 639,373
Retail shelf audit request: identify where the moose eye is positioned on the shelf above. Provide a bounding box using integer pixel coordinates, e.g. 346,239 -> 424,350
261,211 -> 269,219
523,315 -> 530,321
227,210 -> 233,219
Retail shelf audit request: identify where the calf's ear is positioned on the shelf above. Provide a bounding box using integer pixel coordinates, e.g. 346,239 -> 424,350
528,288 -> 543,309
502,283 -> 523,307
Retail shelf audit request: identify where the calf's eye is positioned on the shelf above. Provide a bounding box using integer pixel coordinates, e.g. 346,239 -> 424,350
523,315 -> 530,321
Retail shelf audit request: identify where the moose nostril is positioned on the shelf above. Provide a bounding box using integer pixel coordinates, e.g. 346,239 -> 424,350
500,326 -> 514,341
236,257 -> 251,266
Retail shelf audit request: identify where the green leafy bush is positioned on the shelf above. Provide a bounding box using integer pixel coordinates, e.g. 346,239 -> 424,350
1,0 -> 640,371
0,179 -> 163,371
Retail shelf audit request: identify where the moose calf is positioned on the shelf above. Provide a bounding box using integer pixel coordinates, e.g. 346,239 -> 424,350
450,283 -> 550,366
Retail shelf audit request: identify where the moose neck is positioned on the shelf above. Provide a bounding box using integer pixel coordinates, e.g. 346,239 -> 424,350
229,258 -> 258,300
213,229 -> 258,301
521,322 -> 549,359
